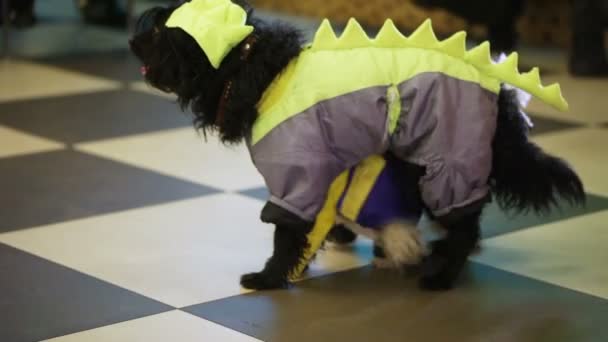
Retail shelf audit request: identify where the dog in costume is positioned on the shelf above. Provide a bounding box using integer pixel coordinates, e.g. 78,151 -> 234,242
130,0 -> 585,290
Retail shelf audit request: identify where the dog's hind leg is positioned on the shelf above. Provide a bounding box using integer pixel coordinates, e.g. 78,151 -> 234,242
418,210 -> 482,290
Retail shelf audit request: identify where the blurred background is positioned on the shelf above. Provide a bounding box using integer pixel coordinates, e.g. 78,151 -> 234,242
0,0 -> 597,65
1,1 -> 607,342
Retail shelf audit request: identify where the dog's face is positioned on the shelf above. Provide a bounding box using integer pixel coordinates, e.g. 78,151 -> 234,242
129,6 -> 217,96
129,4 -> 228,138
127,0 -> 278,145
129,7 -> 176,93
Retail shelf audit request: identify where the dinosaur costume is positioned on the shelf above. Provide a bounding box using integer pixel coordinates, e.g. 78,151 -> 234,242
165,0 -> 568,279
251,17 -> 567,222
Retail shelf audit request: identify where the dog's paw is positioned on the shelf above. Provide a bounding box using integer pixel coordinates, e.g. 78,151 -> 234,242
240,272 -> 288,290
417,255 -> 454,291
419,274 -> 454,291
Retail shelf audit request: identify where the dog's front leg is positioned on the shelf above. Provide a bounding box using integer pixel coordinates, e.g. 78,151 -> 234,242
240,224 -> 311,290
241,203 -> 313,290
418,210 -> 482,290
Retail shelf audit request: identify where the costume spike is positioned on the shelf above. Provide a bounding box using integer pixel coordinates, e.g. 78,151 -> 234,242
306,18 -> 568,111
438,31 -> 467,58
542,84 -> 569,111
374,19 -> 408,48
407,18 -> 439,48
465,41 -> 492,68
337,18 -> 370,49
497,52 -> 519,74
311,19 -> 338,51
521,67 -> 541,85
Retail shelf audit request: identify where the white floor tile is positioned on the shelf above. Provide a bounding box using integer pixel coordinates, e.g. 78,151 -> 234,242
0,193 -> 367,307
75,127 -> 266,191
304,237 -> 373,279
0,125 -> 64,158
44,310 -> 261,342
0,194 -> 273,307
0,60 -> 120,103
473,210 -> 608,300
532,128 -> 608,196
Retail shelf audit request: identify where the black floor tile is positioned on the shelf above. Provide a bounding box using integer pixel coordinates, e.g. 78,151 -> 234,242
481,193 -> 608,239
185,263 -> 608,342
0,150 -> 219,232
40,51 -> 143,82
0,243 -> 173,342
238,187 -> 269,202
0,89 -> 191,143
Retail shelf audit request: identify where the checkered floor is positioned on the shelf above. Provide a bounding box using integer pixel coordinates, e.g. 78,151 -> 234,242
2,5 -> 608,342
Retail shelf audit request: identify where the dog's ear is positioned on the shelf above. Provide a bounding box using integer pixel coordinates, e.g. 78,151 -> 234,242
231,0 -> 254,16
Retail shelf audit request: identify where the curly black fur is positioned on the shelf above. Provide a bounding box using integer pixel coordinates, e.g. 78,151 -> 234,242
129,3 -> 303,144
420,210 -> 481,290
490,89 -> 586,214
240,201 -> 315,288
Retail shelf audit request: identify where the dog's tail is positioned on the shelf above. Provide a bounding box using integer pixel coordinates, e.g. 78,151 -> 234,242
489,88 -> 585,214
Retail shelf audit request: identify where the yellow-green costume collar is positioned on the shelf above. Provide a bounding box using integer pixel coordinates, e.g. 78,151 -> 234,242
252,18 -> 569,145
165,0 -> 253,68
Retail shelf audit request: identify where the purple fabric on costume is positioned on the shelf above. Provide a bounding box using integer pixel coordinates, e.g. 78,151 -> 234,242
250,73 -> 497,221
337,158 -> 422,229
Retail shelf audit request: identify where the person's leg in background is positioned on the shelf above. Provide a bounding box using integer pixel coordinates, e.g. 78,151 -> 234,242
486,0 -> 525,53
569,0 -> 608,76
11,0 -> 35,28
77,0 -> 127,28
0,0 -> 36,28
413,0 -> 524,52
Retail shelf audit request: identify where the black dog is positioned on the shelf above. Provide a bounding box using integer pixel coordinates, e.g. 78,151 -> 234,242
130,1 -> 585,291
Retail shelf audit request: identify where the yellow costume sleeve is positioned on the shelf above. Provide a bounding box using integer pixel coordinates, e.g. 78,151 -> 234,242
288,171 -> 349,281
288,155 -> 386,281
